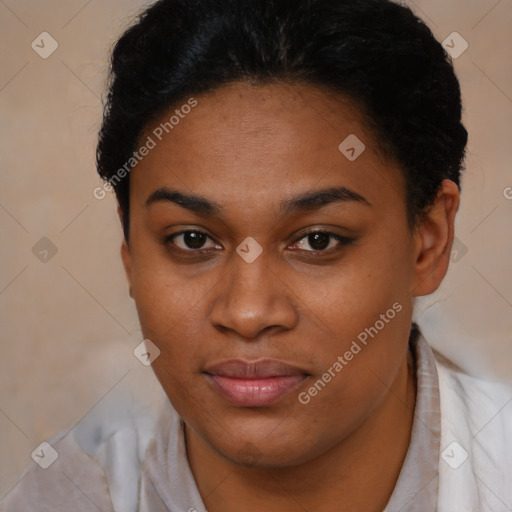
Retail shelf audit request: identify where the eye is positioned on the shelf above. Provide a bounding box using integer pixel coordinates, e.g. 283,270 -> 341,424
163,229 -> 353,257
290,231 -> 353,253
164,230 -> 220,252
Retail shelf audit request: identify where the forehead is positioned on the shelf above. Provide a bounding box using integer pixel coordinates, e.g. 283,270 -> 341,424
130,81 -> 404,214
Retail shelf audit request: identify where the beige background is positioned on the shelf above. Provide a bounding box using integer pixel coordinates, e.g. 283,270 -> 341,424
1,0 -> 511,499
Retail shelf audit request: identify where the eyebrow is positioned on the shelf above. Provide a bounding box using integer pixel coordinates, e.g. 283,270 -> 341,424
145,185 -> 371,216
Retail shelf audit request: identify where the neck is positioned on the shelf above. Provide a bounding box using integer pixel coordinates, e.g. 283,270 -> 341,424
186,349 -> 416,512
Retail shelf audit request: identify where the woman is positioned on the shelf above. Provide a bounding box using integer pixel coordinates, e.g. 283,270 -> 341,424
3,0 -> 511,510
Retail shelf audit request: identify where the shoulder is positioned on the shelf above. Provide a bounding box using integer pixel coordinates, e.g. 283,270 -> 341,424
432,348 -> 512,512
0,385 -> 160,512
0,429 -> 115,512
433,348 -> 512,436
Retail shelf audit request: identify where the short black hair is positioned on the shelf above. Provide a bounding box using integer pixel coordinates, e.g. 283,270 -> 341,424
96,0 -> 468,242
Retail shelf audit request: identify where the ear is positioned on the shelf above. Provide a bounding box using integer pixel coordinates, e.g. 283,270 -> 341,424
117,205 -> 133,298
412,179 -> 460,297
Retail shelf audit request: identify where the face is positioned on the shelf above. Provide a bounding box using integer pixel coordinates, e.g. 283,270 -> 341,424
121,81 -> 451,467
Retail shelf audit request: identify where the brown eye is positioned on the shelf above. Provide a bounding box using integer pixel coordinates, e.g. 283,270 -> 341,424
306,232 -> 330,251
291,231 -> 353,253
165,230 -> 219,251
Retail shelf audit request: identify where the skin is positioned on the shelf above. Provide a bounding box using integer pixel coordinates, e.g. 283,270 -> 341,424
120,81 -> 459,511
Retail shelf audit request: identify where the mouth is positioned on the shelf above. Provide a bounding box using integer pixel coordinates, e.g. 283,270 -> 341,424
204,359 -> 310,407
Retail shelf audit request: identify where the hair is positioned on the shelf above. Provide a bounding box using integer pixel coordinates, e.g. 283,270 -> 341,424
96,0 -> 468,242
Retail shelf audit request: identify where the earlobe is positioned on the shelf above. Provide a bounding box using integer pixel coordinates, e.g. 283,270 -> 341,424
412,179 -> 460,297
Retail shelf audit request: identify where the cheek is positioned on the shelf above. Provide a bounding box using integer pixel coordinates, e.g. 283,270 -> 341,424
290,234 -> 413,408
289,303 -> 412,461
129,258 -> 209,372
129,234 -> 203,323
294,238 -> 412,342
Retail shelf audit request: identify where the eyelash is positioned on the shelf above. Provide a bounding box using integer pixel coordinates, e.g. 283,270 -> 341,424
162,229 -> 354,257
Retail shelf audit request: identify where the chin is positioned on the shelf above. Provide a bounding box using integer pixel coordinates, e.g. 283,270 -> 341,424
207,429 -> 324,469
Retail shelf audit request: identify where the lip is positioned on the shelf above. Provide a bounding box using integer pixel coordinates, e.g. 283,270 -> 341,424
204,359 -> 309,407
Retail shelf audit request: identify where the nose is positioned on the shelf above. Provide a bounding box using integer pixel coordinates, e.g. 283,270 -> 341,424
209,252 -> 298,340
